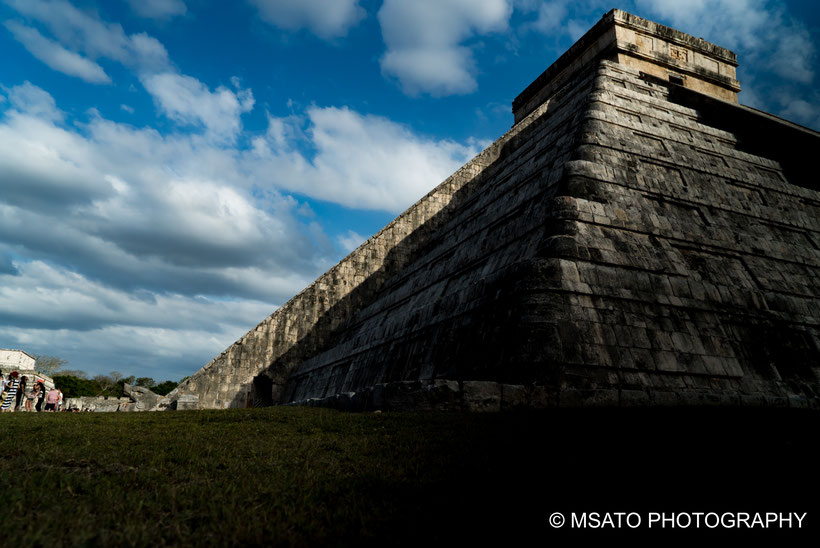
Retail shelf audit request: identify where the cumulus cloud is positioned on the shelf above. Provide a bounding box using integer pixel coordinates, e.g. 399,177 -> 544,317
0,83 -> 481,377
0,81 -> 477,307
3,20 -> 111,84
5,0 -> 170,72
0,259 -> 274,379
141,72 -> 255,143
3,80 -> 64,121
5,0 -> 257,138
775,92 -> 820,131
249,0 -> 365,39
0,260 -> 273,333
378,0 -> 513,95
533,3 -> 569,34
0,83 -> 323,303
126,0 -> 187,20
249,106 -> 481,211
337,230 -> 365,253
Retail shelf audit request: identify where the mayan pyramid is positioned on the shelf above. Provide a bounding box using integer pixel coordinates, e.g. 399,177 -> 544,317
167,9 -> 819,411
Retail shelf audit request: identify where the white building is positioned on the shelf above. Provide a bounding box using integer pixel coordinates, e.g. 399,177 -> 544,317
1,348 -> 35,370
0,349 -> 54,389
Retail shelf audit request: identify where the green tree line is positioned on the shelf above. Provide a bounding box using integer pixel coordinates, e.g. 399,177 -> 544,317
33,355 -> 180,398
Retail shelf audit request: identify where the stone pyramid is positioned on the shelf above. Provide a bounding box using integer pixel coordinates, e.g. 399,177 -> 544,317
168,9 -> 819,411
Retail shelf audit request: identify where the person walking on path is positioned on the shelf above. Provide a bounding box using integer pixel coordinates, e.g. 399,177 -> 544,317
1,371 -> 20,412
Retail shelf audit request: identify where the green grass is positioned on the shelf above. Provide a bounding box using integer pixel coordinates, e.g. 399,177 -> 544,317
0,407 -> 816,546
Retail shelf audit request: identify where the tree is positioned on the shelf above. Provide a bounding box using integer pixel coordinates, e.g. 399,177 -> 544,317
33,355 -> 67,376
60,369 -> 88,379
53,375 -> 98,398
92,374 -> 116,396
151,380 -> 178,396
135,377 -> 156,388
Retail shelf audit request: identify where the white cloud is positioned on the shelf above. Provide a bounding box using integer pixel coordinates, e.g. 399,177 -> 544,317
0,259 -> 274,379
5,0 -> 170,72
141,73 -> 255,143
378,0 -> 513,95
3,21 -> 111,84
249,0 -> 365,39
4,80 -> 64,121
249,106 -> 481,211
126,0 -> 187,20
337,230 -> 365,253
0,83 -> 324,303
0,260 -> 273,333
6,1 -> 256,141
519,0 -> 569,34
776,92 -> 820,130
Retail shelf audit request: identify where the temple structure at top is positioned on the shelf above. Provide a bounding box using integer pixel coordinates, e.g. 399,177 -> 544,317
513,9 -> 741,124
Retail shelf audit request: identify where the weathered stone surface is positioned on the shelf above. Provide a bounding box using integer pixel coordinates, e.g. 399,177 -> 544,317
171,9 -> 819,412
499,384 -> 527,410
172,394 -> 200,411
65,397 -> 129,413
123,384 -> 161,411
463,381 -> 501,412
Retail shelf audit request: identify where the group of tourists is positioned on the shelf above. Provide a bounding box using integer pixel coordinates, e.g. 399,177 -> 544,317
0,371 -> 63,412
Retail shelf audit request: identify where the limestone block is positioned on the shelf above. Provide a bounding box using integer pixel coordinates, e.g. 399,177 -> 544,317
92,398 -> 122,413
526,386 -> 556,408
559,389 -> 619,407
173,394 -> 200,411
500,384 -> 528,410
462,381 -> 501,412
123,383 -> 161,411
620,389 -> 650,406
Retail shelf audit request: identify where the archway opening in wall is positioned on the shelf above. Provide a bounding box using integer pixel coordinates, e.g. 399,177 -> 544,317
252,375 -> 274,407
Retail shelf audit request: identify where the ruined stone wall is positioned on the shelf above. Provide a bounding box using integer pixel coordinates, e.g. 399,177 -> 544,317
167,87 -> 557,409
279,60 -> 819,409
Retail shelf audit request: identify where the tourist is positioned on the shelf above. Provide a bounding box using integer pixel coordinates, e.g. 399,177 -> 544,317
14,375 -> 27,412
0,373 -> 8,410
25,383 -> 39,412
1,371 -> 20,412
44,387 -> 59,412
56,389 -> 63,412
35,381 -> 46,412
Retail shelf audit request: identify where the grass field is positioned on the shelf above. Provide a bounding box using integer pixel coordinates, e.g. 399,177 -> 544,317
0,407 -> 816,546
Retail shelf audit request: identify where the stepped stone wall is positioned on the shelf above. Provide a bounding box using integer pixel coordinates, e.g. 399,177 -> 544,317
166,93 -> 555,409
278,60 -> 819,409
169,9 -> 819,411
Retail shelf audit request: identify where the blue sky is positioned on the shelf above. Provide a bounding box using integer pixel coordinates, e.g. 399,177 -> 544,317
1,0 -> 817,382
